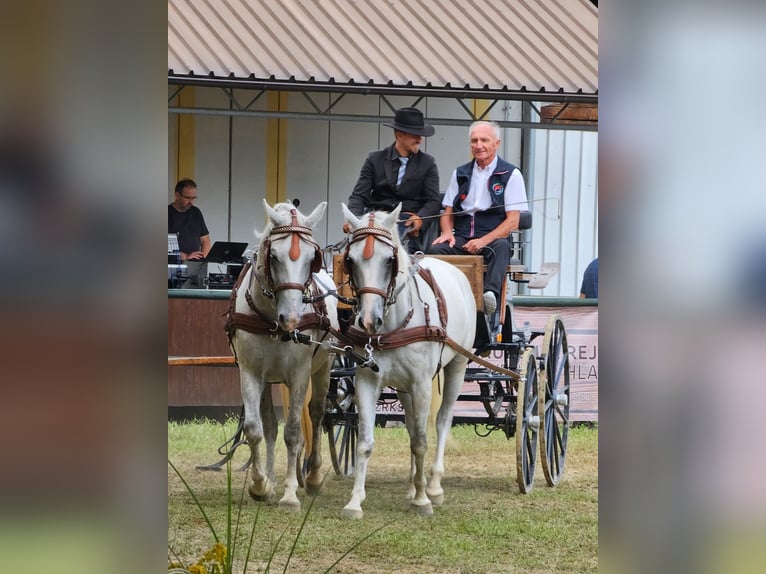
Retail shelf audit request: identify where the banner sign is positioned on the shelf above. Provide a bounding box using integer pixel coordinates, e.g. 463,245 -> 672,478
451,306 -> 598,422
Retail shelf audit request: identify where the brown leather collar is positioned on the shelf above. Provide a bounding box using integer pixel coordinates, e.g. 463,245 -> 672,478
342,265 -> 448,350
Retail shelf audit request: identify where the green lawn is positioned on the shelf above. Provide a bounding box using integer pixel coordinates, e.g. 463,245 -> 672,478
169,419 -> 598,573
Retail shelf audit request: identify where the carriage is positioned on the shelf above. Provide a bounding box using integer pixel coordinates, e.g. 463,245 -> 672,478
176,200 -> 571,516
323,212 -> 570,495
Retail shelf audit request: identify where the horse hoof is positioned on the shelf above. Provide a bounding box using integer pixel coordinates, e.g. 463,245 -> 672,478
249,489 -> 275,504
428,492 -> 444,506
411,502 -> 433,516
278,498 -> 301,513
341,508 -> 363,520
304,482 -> 322,497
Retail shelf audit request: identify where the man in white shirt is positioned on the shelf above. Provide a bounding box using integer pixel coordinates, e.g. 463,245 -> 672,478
429,121 -> 529,314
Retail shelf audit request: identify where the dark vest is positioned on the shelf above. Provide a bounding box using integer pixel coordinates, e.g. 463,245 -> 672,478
452,158 -> 518,238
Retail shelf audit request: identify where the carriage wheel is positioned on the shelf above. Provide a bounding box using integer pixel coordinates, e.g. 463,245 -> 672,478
515,347 -> 540,494
539,315 -> 571,486
327,414 -> 357,477
325,356 -> 357,477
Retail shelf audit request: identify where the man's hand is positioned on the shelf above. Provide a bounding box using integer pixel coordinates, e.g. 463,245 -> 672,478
182,251 -> 205,261
432,232 -> 455,247
403,213 -> 422,237
462,237 -> 488,254
342,222 -> 351,234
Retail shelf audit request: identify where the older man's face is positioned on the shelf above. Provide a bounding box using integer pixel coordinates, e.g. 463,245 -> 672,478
470,124 -> 501,168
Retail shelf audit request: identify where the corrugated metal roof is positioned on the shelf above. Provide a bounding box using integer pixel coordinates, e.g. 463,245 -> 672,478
168,0 -> 597,98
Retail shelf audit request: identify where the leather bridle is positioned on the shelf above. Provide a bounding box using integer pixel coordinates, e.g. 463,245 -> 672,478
260,208 -> 323,298
343,213 -> 400,305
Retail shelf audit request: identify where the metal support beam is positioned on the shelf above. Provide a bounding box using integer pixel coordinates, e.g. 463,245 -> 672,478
168,75 -> 598,105
167,106 -> 598,132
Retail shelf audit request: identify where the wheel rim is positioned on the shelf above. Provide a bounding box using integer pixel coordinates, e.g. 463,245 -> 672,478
539,315 -> 571,486
516,347 -> 540,493
326,356 -> 357,477
327,417 -> 356,476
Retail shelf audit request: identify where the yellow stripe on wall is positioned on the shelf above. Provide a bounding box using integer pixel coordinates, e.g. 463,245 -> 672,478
176,87 -> 195,181
266,91 -> 289,205
472,99 -> 493,122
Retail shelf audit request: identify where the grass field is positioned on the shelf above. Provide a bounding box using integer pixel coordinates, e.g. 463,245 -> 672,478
168,418 -> 598,573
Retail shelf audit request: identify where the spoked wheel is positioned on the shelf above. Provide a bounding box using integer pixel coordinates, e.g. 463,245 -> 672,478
325,356 -> 357,477
539,315 -> 571,486
515,347 -> 541,493
327,412 -> 357,476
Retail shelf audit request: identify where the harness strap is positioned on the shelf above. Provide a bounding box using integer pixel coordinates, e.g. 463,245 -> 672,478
228,311 -> 330,336
225,262 -> 331,341
415,266 -> 448,329
344,324 -> 447,349
339,262 -> 451,349
442,337 -> 521,381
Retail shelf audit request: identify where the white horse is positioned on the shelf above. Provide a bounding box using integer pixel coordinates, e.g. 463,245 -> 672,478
339,203 -> 476,519
226,199 -> 338,511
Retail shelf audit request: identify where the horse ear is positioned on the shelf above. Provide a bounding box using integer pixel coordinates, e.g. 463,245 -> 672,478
262,198 -> 281,226
305,201 -> 327,229
341,202 -> 362,229
381,203 -> 402,229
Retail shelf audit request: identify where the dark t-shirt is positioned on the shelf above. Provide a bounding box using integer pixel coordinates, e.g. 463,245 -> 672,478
580,258 -> 599,298
168,204 -> 209,254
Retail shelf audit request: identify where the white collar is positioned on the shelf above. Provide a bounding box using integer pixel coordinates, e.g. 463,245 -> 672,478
474,156 -> 498,173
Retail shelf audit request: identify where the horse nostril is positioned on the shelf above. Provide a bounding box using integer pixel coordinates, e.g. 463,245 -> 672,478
279,314 -> 286,324
358,316 -> 365,328
375,317 -> 383,329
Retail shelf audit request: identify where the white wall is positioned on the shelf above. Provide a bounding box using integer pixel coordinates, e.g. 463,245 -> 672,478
168,87 -> 598,296
526,128 -> 599,297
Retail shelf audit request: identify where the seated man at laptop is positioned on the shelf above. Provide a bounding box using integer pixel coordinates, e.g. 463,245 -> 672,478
168,178 -> 211,261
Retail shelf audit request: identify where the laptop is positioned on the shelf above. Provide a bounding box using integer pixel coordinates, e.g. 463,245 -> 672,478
202,241 -> 249,263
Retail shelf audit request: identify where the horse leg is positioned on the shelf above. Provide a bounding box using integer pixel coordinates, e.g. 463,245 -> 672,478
341,380 -> 379,520
278,380 -> 308,512
305,361 -> 331,496
397,390 -> 417,501
407,384 -> 433,516
240,371 -> 275,503
261,383 -> 278,486
426,359 -> 466,506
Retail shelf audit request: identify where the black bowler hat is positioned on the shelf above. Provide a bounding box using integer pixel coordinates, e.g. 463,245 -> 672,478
384,107 -> 435,137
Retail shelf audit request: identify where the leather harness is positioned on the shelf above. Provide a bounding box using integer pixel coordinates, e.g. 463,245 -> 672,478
225,262 -> 331,342
341,265 -> 449,349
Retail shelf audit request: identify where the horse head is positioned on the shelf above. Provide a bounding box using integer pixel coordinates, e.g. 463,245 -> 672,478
257,199 -> 326,331
341,202 -> 406,335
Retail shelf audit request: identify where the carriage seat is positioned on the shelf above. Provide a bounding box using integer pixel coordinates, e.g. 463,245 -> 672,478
508,210 -> 532,267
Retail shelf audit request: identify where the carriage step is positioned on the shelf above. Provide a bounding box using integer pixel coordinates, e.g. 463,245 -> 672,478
463,373 -> 518,382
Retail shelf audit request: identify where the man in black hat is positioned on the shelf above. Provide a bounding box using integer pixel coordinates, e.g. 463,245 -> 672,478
345,107 -> 441,254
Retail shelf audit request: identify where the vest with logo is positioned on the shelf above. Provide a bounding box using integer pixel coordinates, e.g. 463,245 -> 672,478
452,158 -> 518,238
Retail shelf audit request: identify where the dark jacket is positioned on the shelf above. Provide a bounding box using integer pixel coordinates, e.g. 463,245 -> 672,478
452,157 -> 518,238
347,143 -> 441,219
